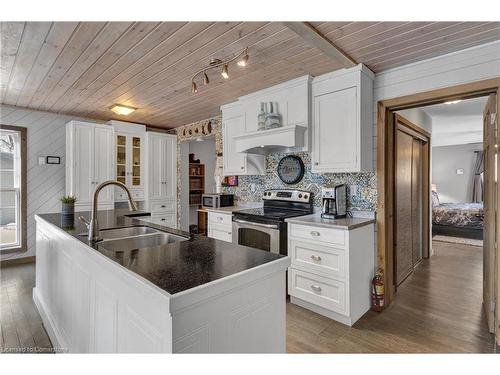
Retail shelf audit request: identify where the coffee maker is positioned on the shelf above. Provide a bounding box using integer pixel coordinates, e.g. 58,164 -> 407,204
321,185 -> 347,219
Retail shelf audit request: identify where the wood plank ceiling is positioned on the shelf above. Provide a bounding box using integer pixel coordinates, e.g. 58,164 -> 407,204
1,22 -> 499,128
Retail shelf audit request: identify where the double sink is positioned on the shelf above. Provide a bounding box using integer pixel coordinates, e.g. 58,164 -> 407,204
80,226 -> 188,252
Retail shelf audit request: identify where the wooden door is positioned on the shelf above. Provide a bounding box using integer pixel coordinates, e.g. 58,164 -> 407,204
394,116 -> 429,286
312,87 -> 358,172
483,93 -> 497,333
395,129 -> 414,284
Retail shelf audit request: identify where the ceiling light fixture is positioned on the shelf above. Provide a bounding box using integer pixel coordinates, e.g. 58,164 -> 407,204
190,47 -> 249,93
444,100 -> 462,105
221,64 -> 229,79
110,104 -> 137,116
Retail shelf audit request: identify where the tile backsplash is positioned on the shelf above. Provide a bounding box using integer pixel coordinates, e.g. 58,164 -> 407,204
222,151 -> 377,211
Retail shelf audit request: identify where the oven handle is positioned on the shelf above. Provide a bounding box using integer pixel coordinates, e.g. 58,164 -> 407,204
233,219 -> 279,230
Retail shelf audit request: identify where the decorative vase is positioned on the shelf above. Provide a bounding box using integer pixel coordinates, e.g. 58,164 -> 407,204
265,101 -> 281,129
257,102 -> 267,131
61,202 -> 74,217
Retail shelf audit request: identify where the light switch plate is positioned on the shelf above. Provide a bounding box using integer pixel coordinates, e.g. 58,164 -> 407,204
38,156 -> 46,165
456,168 -> 464,175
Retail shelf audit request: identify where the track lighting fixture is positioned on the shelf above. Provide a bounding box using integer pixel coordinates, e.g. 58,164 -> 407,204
221,64 -> 229,79
190,47 -> 249,93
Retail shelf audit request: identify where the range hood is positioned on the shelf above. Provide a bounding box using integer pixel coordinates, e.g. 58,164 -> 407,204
233,125 -> 307,155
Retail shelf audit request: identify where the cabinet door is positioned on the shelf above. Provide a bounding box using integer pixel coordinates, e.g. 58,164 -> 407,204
223,115 -> 246,175
116,134 -> 127,185
312,87 -> 358,172
148,134 -> 164,200
94,127 -> 114,204
131,135 -> 143,188
73,124 -> 94,204
161,136 -> 176,198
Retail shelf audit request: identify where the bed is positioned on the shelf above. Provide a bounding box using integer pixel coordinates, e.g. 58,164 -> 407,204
432,192 -> 484,240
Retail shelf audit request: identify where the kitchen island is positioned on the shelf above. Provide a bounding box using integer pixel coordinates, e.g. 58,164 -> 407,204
33,210 -> 289,353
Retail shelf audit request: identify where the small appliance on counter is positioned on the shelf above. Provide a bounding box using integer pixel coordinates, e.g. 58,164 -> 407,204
321,185 -> 347,219
202,193 -> 234,209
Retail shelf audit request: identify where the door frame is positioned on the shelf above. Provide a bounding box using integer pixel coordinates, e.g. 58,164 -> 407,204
377,78 -> 500,332
393,114 -> 431,286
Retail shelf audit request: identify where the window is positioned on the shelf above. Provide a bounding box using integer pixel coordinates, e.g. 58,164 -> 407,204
0,125 -> 26,253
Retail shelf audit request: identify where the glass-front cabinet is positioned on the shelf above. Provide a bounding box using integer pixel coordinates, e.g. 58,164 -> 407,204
115,132 -> 144,200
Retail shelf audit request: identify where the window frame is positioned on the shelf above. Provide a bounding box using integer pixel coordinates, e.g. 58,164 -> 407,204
0,124 -> 27,254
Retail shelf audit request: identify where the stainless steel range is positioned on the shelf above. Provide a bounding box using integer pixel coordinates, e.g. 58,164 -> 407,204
232,189 -> 313,255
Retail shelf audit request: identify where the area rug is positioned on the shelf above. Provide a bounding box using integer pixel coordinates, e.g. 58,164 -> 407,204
432,235 -> 483,247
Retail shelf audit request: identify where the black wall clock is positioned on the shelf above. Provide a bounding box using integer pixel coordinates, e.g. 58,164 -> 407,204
277,155 -> 305,185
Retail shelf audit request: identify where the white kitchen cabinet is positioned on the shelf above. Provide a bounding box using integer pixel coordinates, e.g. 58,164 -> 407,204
221,102 -> 265,176
207,212 -> 233,242
311,64 -> 374,173
66,121 -> 114,211
145,131 -> 177,228
288,221 -> 374,326
108,121 -> 146,202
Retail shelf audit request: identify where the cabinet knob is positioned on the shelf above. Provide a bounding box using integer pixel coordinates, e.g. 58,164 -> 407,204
310,285 -> 322,293
240,166 -> 244,170
310,255 -> 322,262
314,162 -> 319,166
161,218 -> 165,221
310,231 -> 320,237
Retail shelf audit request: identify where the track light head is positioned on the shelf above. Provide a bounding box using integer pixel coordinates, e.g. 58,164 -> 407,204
191,81 -> 197,93
237,51 -> 249,67
203,71 -> 209,85
221,64 -> 229,79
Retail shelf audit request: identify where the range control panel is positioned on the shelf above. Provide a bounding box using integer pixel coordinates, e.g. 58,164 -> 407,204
262,189 -> 312,203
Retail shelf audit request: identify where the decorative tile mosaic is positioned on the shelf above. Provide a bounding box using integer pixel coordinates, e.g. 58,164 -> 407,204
173,116 -> 377,220
221,151 -> 377,211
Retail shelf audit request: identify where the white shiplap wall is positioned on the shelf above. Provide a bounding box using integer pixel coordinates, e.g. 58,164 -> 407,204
0,104 -> 102,260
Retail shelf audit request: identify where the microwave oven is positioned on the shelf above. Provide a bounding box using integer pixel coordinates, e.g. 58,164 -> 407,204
202,194 -> 234,208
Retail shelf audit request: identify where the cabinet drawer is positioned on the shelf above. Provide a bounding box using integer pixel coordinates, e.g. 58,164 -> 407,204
115,189 -> 144,201
150,200 -> 176,213
208,223 -> 232,243
208,212 -> 232,227
290,224 -> 345,247
150,214 -> 176,228
290,240 -> 345,279
289,269 -> 346,315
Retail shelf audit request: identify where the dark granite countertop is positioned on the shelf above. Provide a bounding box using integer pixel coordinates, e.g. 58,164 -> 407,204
36,209 -> 285,295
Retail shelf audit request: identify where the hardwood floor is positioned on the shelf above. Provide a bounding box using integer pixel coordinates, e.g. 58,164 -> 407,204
0,240 -> 496,353
287,241 -> 496,353
0,263 -> 52,353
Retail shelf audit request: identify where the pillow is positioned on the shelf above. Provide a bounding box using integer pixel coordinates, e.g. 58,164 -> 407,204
431,191 -> 440,208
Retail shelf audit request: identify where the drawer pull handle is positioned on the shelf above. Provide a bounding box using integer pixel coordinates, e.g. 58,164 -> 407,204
310,255 -> 322,262
161,205 -> 166,208
161,218 -> 165,221
310,231 -> 320,237
310,285 -> 322,293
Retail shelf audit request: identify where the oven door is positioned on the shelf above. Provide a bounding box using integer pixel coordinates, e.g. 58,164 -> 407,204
232,219 -> 281,254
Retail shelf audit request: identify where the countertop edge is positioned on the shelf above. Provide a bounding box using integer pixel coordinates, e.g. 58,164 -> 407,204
285,215 -> 376,230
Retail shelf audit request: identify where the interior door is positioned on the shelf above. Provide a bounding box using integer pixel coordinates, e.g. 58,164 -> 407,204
412,138 -> 423,265
483,93 -> 497,334
395,129 -> 414,285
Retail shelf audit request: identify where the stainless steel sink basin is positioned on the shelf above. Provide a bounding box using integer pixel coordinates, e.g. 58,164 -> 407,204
79,226 -> 158,240
98,232 -> 188,252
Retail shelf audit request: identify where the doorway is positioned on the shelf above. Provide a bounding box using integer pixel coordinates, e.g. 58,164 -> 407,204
377,78 -> 500,344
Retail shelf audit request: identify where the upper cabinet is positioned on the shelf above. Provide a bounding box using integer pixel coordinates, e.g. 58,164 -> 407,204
66,121 -> 114,211
311,64 -> 374,173
107,121 -> 146,201
221,102 -> 265,176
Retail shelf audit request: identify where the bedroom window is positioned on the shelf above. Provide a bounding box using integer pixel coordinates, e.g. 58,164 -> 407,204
0,125 -> 27,253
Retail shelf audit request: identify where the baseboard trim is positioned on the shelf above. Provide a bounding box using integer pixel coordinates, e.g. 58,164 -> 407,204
33,288 -> 65,352
1,255 -> 35,267
290,296 -> 354,326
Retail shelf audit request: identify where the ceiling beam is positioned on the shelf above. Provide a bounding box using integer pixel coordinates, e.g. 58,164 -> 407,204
283,22 -> 357,68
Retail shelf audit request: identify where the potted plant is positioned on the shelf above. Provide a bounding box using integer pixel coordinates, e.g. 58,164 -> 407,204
60,195 -> 77,217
